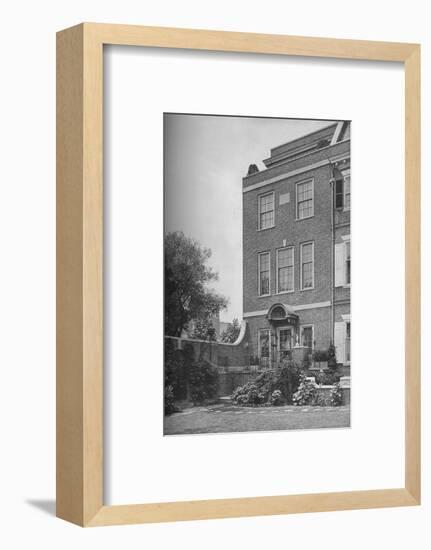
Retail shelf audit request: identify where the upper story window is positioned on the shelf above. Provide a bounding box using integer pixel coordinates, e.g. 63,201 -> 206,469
335,169 -> 350,210
258,192 -> 275,230
300,241 -> 314,290
258,251 -> 270,296
343,170 -> 351,210
296,179 -> 314,220
277,247 -> 294,293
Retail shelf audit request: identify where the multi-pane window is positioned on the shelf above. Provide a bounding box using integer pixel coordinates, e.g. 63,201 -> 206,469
335,169 -> 350,210
278,328 -> 292,360
343,170 -> 351,210
258,252 -> 270,296
296,180 -> 314,219
277,247 -> 294,293
301,325 -> 313,349
258,329 -> 270,358
335,178 -> 343,208
300,242 -> 314,289
258,192 -> 275,230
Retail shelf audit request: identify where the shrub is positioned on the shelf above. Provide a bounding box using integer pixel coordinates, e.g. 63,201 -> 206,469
292,375 -> 317,406
189,359 -> 219,405
231,383 -> 265,406
270,389 -> 283,406
164,385 -> 176,415
277,361 -> 302,403
248,385 -> 266,405
231,360 -> 301,406
312,349 -> 328,363
314,390 -> 331,406
313,370 -> 341,386
327,343 -> 337,370
330,383 -> 343,406
165,339 -> 190,401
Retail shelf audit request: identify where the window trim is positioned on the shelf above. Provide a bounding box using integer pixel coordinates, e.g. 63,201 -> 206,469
300,324 -> 314,349
277,326 -> 293,354
257,250 -> 271,297
335,178 -> 344,209
276,245 -> 295,295
258,328 -> 270,358
257,191 -> 275,231
341,235 -> 351,288
344,239 -> 351,287
295,178 -> 314,221
300,241 -> 315,291
342,168 -> 351,212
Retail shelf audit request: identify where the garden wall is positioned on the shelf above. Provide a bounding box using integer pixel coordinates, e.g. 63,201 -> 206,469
165,324 -> 257,399
165,320 -> 250,368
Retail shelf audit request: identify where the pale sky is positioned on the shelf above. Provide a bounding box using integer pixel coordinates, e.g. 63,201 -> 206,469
164,114 -> 335,322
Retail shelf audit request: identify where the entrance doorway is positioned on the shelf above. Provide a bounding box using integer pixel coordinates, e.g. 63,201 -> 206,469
277,326 -> 293,362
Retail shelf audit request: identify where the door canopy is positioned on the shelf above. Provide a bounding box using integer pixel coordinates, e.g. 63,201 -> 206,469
267,303 -> 299,324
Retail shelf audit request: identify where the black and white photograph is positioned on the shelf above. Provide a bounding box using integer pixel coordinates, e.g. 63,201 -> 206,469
164,113 -> 351,435
1,0 -> 426,544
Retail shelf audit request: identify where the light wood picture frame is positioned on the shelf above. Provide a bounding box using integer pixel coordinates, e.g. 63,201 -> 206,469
56,22 -> 421,527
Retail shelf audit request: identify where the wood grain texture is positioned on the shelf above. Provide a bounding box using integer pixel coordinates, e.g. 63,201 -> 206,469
56,24 -> 85,526
56,23 -> 103,526
82,23 -> 104,526
404,46 -> 421,503
87,489 -> 417,527
56,23 -> 421,527
84,22 -> 417,61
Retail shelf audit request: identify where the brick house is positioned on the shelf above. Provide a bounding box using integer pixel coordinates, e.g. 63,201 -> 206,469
242,121 -> 351,373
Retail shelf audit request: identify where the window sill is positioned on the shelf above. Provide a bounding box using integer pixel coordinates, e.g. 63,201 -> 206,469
258,293 -> 271,298
300,286 -> 314,292
295,214 -> 314,222
276,290 -> 294,295
257,225 -> 275,232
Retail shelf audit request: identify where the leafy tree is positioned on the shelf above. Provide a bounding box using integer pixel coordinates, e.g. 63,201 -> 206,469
188,318 -> 217,341
221,318 -> 241,343
165,231 -> 228,337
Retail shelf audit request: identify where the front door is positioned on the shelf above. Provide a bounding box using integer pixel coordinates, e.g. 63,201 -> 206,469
277,327 -> 293,362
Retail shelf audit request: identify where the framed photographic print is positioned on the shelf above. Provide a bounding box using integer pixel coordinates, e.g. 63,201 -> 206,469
56,23 -> 421,526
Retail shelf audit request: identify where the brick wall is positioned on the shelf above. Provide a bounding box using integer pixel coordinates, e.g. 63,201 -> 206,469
241,131 -> 350,368
243,163 -> 333,314
165,321 -> 250,368
245,306 -> 332,359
